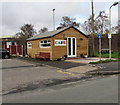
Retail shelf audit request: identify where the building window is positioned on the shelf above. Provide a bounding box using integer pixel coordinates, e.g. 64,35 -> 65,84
27,42 -> 32,48
40,40 -> 51,48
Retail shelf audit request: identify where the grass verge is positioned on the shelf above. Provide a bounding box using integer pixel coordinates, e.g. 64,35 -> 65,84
93,52 -> 120,58
89,59 -> 120,64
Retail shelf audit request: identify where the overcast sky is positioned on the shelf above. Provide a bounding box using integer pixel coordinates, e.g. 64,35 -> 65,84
1,0 -> 119,36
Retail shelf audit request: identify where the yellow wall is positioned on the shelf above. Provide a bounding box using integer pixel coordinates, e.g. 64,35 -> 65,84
52,27 -> 88,60
27,38 -> 52,59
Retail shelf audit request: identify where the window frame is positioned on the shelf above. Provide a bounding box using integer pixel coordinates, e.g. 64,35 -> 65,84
40,40 -> 51,48
27,42 -> 32,48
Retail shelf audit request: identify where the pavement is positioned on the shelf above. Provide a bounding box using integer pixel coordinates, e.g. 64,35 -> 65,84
87,61 -> 120,75
1,57 -> 119,95
65,57 -> 120,75
65,57 -> 117,64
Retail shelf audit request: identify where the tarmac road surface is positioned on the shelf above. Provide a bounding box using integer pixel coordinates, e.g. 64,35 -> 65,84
3,75 -> 118,103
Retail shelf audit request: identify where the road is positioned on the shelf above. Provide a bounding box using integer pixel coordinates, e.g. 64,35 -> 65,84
3,75 -> 118,103
2,58 -> 97,95
2,59 -> 72,93
95,62 -> 119,72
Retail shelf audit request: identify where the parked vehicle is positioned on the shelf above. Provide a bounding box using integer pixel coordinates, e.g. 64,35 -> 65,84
0,48 -> 10,59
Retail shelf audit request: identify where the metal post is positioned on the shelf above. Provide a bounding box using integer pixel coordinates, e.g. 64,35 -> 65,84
118,2 -> 120,33
109,38 -> 111,59
10,45 -> 11,55
91,0 -> 95,56
52,9 -> 55,30
16,43 -> 18,56
99,38 -> 101,60
109,2 -> 119,59
22,45 -> 23,57
109,6 -> 112,59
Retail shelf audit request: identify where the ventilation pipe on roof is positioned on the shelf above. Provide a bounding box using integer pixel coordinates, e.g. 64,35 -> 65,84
56,26 -> 62,30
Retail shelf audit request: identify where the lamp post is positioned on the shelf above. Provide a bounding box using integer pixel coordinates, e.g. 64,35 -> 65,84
109,2 -> 118,59
118,1 -> 120,33
52,9 -> 55,30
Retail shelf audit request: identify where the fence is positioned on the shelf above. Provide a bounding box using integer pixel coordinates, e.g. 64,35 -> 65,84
3,45 -> 26,56
88,34 -> 120,54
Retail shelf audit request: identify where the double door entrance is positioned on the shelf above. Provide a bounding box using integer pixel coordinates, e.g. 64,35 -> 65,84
67,37 -> 76,57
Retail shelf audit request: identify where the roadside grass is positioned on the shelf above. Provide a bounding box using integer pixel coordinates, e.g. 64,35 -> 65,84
10,55 -> 17,58
89,59 -> 120,64
93,52 -> 120,58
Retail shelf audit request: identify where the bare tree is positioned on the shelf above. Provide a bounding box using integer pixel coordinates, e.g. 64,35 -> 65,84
111,20 -> 120,34
82,9 -> 109,57
83,17 -> 93,35
39,27 -> 48,34
94,11 -> 109,34
58,16 -> 80,28
82,11 -> 109,35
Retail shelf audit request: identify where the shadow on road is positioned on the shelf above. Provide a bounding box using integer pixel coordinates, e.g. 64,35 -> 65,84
1,65 -> 34,70
17,57 -> 86,69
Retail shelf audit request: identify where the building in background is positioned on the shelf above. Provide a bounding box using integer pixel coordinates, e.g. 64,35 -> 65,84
0,35 -> 23,56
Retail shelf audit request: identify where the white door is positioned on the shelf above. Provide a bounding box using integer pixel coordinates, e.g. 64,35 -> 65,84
67,37 -> 76,57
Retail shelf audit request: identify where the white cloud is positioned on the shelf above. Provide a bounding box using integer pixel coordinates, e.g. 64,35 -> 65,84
1,1 -> 119,36
1,0 -> 118,3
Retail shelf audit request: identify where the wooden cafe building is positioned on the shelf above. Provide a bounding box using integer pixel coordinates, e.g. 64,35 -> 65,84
26,26 -> 88,60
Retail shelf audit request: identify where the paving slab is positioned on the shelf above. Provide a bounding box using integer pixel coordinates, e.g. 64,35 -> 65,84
66,65 -> 97,74
65,57 -> 117,64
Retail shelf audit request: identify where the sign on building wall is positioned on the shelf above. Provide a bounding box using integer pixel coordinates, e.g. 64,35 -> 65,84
54,40 -> 66,46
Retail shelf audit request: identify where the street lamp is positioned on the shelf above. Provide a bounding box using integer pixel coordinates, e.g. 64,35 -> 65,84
52,9 -> 55,30
109,2 -> 118,59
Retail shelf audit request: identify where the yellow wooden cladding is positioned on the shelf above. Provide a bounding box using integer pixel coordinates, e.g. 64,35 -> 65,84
27,38 -> 52,59
27,27 -> 88,60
